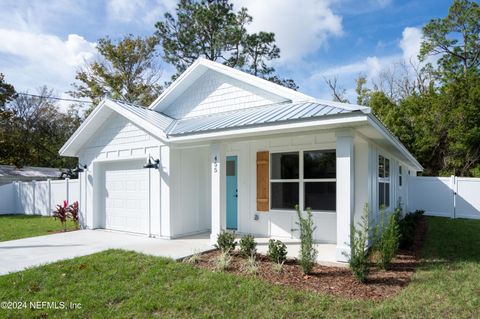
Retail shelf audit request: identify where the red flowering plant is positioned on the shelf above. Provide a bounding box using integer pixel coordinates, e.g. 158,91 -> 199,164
54,200 -> 69,231
68,201 -> 80,230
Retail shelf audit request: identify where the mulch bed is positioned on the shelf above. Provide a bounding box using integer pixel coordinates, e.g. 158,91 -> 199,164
188,216 -> 427,300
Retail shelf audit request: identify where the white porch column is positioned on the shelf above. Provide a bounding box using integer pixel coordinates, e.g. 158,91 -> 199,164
210,143 -> 221,244
160,146 -> 171,238
335,131 -> 355,262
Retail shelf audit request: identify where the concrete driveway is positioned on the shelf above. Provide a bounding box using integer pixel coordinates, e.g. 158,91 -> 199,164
0,230 -> 213,276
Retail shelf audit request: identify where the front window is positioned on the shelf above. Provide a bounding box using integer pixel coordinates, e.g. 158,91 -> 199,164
270,152 -> 299,210
270,150 -> 336,211
378,155 -> 390,208
303,150 -> 336,211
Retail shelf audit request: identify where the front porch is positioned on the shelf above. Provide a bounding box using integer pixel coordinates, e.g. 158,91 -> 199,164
206,130 -> 361,264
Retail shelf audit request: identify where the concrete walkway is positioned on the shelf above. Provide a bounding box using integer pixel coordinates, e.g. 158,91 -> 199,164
0,230 -> 213,276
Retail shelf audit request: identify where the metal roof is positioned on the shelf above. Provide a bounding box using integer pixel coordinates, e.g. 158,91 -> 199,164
167,101 -> 356,136
114,100 -> 174,132
110,99 -> 359,136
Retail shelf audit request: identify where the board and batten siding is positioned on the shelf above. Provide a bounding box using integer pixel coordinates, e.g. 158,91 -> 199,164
169,146 -> 212,237
219,131 -> 338,243
162,70 -> 287,119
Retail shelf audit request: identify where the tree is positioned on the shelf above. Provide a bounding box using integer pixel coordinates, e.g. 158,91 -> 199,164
442,73 -> 480,176
0,87 -> 79,169
71,35 -> 163,113
355,75 -> 370,106
420,0 -> 480,79
155,0 -> 298,89
0,73 -> 16,108
323,76 -> 349,103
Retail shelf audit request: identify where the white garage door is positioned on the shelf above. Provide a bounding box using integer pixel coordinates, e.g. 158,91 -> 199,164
103,160 -> 149,234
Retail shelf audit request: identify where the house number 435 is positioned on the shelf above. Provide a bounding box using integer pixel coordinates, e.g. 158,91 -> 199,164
213,156 -> 218,173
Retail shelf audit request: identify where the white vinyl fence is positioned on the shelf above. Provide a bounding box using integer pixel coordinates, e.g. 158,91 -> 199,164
408,176 -> 480,219
0,179 -> 79,216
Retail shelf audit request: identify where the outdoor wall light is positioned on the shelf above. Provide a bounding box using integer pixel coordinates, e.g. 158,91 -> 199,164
143,156 -> 160,169
73,164 -> 87,173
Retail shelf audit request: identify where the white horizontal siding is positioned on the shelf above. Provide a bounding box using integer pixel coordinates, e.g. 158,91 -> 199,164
162,70 -> 287,119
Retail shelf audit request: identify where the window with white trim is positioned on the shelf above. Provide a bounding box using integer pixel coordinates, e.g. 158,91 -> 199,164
378,155 -> 390,208
270,150 -> 336,211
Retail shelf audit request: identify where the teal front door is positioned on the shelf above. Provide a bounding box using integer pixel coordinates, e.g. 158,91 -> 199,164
226,156 -> 238,230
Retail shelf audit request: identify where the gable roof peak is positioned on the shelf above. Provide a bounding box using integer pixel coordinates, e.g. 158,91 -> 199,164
148,58 -> 313,112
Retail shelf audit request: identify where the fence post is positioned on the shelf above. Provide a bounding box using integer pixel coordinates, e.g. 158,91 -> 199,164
47,179 -> 52,216
450,175 -> 456,219
32,180 -> 36,215
453,175 -> 457,219
13,182 -> 18,214
65,178 -> 70,205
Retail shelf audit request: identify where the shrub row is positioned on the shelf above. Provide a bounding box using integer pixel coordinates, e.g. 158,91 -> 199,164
215,204 -> 318,276
346,205 -> 425,282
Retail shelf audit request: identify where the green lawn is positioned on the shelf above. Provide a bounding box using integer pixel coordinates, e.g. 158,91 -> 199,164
0,217 -> 479,318
0,215 -> 77,242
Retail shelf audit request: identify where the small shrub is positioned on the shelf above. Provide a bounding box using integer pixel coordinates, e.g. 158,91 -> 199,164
344,203 -> 371,283
271,261 -> 284,273
267,239 -> 287,264
374,208 -> 400,270
294,205 -> 318,275
242,255 -> 258,275
68,201 -> 80,229
215,251 -> 232,271
215,230 -> 236,253
53,200 -> 69,231
398,210 -> 424,249
239,234 -> 257,258
185,250 -> 202,264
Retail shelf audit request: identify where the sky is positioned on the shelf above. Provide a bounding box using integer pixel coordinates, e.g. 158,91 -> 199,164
0,0 -> 453,108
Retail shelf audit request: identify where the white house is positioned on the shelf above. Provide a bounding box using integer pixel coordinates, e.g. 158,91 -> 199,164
59,58 -> 423,262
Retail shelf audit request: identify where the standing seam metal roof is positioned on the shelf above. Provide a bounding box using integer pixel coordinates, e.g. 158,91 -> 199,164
113,100 -> 174,132
113,100 -> 358,137
167,101 -> 355,135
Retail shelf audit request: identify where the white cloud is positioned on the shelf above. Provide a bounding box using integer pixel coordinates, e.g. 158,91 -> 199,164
312,26 -> 425,81
373,0 -> 392,8
232,0 -> 343,62
399,26 -> 423,63
106,0 -> 177,24
0,29 -> 97,95
107,0 -> 147,22
314,55 -> 398,80
308,26 -> 426,100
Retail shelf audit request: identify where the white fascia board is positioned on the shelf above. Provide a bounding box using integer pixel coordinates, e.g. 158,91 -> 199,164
148,58 -> 313,111
59,99 -> 109,157
366,114 -> 423,171
167,114 -> 369,143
